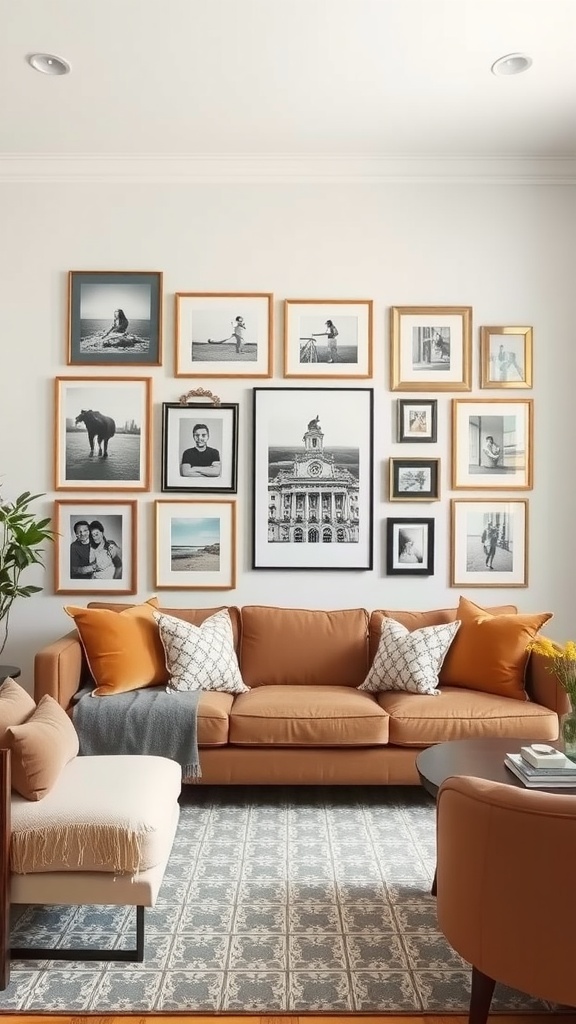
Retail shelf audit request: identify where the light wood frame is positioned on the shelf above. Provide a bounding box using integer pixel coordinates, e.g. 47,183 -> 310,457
451,498 -> 528,587
480,325 -> 533,389
155,499 -> 237,590
452,398 -> 533,490
175,292 -> 273,378
283,298 -> 373,379
54,499 -> 137,595
390,305 -> 472,391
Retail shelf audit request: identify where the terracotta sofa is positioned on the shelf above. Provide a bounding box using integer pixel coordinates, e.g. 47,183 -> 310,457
34,602 -> 568,786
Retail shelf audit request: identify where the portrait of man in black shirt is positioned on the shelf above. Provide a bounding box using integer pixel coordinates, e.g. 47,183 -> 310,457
180,423 -> 221,477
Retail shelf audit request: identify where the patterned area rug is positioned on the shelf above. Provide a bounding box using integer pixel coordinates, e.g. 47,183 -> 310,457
3,785 -> 551,1013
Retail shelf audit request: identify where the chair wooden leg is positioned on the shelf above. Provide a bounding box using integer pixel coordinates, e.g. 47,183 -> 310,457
0,749 -> 11,991
469,964 -> 496,1024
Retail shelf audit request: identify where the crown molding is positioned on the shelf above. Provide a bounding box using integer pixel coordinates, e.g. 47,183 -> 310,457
1,153 -> 576,184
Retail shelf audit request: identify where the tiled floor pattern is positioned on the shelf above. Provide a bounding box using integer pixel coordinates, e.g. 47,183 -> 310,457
3,785 -> 550,1013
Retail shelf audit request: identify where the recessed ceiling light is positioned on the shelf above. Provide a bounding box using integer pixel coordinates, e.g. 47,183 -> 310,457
27,53 -> 70,76
491,52 -> 532,76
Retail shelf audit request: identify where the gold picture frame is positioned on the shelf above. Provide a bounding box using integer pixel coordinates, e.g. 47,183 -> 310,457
390,305 -> 472,391
451,398 -> 533,491
480,326 -> 533,389
451,498 -> 528,587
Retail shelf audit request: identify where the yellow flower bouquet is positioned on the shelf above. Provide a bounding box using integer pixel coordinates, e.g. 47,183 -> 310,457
529,637 -> 576,759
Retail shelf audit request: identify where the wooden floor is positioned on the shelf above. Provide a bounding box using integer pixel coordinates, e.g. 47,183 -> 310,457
2,1015 -> 575,1023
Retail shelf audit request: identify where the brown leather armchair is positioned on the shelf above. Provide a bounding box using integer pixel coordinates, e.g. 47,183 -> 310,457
436,775 -> 576,1023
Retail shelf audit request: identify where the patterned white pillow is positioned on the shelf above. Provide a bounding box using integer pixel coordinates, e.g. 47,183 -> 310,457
154,609 -> 249,694
359,617 -> 460,696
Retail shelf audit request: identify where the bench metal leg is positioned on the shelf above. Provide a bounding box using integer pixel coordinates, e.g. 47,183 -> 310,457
11,904 -> 145,963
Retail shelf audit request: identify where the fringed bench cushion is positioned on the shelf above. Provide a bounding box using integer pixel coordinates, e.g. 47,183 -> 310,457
10,754 -> 181,875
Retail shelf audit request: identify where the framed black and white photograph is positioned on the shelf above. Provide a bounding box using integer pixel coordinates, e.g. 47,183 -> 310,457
67,271 -> 162,366
397,398 -> 438,443
175,292 -> 273,378
390,305 -> 472,391
55,376 -> 152,491
386,517 -> 435,576
389,458 -> 440,501
161,402 -> 238,493
54,499 -> 137,595
283,299 -> 373,378
452,398 -> 533,490
253,387 -> 374,570
480,326 -> 533,389
155,499 -> 236,590
451,498 -> 528,587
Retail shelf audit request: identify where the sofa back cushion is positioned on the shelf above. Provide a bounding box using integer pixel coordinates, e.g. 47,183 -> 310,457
88,601 -> 242,651
369,605 -> 517,664
240,606 -> 369,688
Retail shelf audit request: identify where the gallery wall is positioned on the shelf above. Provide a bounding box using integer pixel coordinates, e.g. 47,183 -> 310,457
1,178 -> 575,685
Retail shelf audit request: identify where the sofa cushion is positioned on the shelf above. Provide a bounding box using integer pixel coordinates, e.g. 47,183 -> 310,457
377,686 -> 559,747
0,677 -> 36,747
360,618 -> 460,696
197,691 -> 234,746
241,606 -> 369,688
7,695 -> 80,801
65,598 -> 168,694
87,601 -> 242,652
229,685 -> 389,746
155,609 -> 248,694
439,597 -> 552,701
369,604 -> 517,664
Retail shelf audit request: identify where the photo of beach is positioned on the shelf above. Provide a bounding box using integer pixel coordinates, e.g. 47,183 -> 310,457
170,516 -> 220,572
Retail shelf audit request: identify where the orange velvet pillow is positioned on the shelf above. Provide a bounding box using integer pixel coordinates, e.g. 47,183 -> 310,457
7,694 -> 79,801
439,596 -> 552,700
64,597 -> 168,696
0,677 -> 36,747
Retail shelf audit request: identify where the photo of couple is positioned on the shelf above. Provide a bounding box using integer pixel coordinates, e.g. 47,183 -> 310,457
69,516 -> 122,580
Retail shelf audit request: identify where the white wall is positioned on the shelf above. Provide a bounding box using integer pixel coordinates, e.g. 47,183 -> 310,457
1,180 -> 575,686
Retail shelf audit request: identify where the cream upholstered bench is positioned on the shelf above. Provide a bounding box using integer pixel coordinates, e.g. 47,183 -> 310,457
1,750 -> 181,990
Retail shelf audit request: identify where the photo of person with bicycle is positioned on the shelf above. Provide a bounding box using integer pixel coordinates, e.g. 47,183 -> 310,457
299,317 -> 347,364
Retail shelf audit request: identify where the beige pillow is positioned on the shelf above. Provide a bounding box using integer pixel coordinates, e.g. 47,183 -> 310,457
6,695 -> 79,800
0,677 -> 36,747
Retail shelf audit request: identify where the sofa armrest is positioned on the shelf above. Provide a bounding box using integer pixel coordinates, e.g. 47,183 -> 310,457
34,632 -> 85,710
526,651 -> 570,716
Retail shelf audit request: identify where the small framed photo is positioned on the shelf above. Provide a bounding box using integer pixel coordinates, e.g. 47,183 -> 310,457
480,326 -> 533,388
397,398 -> 438,443
283,299 -> 373,378
386,517 -> 435,576
389,458 -> 440,501
390,305 -> 472,391
155,499 -> 237,590
452,398 -> 533,490
253,387 -> 374,570
161,402 -> 238,494
67,271 -> 162,366
451,498 -> 528,587
54,499 -> 137,595
55,377 -> 152,492
175,292 -> 273,378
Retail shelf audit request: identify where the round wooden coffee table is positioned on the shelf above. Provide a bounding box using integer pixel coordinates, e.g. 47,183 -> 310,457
416,737 -> 576,894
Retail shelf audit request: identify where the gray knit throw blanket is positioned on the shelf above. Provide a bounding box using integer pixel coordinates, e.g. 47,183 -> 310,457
72,684 -> 201,779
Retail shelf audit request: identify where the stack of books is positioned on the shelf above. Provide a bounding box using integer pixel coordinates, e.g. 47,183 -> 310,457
504,747 -> 576,788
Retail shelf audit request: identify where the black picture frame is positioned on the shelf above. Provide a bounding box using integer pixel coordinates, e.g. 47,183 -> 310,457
386,517 -> 435,576
161,402 -> 239,494
397,398 -> 438,443
68,271 -> 163,366
253,386 -> 374,570
389,457 -> 440,501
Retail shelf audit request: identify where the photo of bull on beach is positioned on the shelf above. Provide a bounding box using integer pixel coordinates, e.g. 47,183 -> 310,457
170,516 -> 220,573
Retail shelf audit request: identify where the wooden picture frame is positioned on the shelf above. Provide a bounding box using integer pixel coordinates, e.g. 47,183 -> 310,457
55,376 -> 152,492
161,402 -> 239,494
452,398 -> 533,490
283,298 -> 373,378
451,498 -> 528,587
397,398 -> 438,443
253,387 -> 374,570
175,292 -> 273,378
390,305 -> 472,391
389,457 -> 440,501
67,270 -> 162,366
480,326 -> 533,389
54,499 -> 137,595
386,517 -> 435,576
155,499 -> 237,590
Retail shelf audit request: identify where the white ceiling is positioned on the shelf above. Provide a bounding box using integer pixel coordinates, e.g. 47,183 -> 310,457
3,0 -> 576,181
